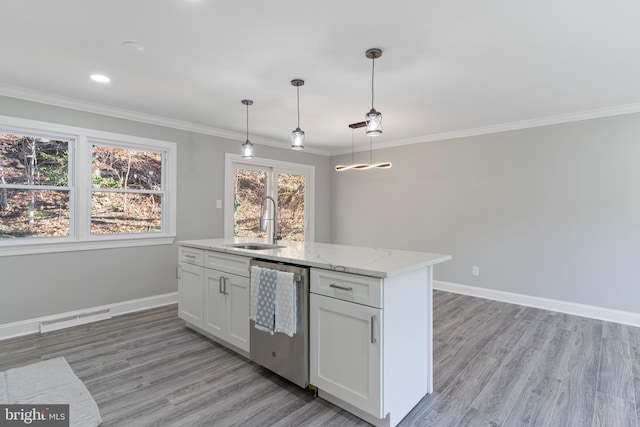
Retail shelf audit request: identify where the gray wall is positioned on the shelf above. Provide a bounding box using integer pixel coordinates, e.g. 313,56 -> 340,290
0,96 -> 331,324
330,113 -> 640,314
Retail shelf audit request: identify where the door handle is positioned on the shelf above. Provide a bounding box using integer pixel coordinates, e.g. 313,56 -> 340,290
370,315 -> 377,344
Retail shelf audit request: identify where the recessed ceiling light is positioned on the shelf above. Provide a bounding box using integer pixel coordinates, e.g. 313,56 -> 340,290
122,41 -> 145,52
90,74 -> 111,83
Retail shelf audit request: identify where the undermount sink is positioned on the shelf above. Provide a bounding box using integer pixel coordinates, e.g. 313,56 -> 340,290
224,243 -> 286,250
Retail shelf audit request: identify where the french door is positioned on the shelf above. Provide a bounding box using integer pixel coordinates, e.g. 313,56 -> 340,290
224,154 -> 314,242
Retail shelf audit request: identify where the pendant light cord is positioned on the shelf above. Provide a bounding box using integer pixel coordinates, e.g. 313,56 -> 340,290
297,86 -> 301,129
296,86 -> 300,129
246,103 -> 249,140
351,129 -> 355,164
371,54 -> 376,109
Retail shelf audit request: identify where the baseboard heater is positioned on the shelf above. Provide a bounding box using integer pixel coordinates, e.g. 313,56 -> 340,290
39,308 -> 112,333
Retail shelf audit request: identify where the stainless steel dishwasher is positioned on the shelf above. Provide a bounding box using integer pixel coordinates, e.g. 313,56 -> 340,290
249,259 -> 310,388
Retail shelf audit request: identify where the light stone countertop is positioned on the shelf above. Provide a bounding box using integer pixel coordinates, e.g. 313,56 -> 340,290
178,237 -> 452,278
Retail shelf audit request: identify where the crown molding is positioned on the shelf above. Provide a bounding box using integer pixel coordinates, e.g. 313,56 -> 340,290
0,83 -> 332,156
1,83 -> 637,158
331,103 -> 640,155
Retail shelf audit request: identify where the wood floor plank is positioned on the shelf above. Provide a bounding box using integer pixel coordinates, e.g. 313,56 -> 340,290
456,408 -> 500,427
270,398 -> 342,427
546,379 -> 596,427
564,317 -> 602,393
593,392 -> 638,427
530,327 -> 575,380
517,311 -> 561,351
602,321 -> 631,342
2,296 -> 639,426
434,304 -> 522,390
470,344 -> 540,423
597,338 -> 635,402
502,374 -> 561,427
630,340 -> 640,427
405,350 -> 506,426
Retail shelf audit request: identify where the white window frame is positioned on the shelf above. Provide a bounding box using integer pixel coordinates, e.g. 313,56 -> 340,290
0,115 -> 177,256
224,153 -> 315,242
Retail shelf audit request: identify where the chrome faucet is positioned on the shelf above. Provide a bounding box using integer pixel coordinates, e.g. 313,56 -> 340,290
260,196 -> 279,244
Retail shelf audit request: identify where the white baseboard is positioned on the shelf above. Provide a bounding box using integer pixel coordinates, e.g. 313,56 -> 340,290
434,281 -> 640,327
0,292 -> 178,341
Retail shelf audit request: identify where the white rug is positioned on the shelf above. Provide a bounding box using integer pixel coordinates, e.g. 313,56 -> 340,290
1,357 -> 102,426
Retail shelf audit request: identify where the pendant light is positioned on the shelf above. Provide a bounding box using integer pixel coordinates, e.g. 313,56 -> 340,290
241,99 -> 254,159
365,48 -> 383,136
335,121 -> 392,171
291,79 -> 305,150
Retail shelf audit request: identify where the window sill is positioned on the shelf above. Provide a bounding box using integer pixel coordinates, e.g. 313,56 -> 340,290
0,236 -> 176,257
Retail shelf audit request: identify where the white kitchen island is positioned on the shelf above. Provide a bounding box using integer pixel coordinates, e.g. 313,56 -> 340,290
177,238 -> 451,427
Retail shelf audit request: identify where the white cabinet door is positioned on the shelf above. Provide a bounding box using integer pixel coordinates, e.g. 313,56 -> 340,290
204,269 -> 226,337
226,273 -> 250,351
203,268 -> 250,353
310,293 -> 383,418
178,261 -> 204,328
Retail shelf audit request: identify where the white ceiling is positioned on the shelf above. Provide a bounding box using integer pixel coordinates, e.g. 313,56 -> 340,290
2,0 -> 640,155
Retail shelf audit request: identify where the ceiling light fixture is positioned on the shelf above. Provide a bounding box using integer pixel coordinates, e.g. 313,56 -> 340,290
335,121 -> 392,171
291,79 -> 305,150
122,41 -> 145,52
241,99 -> 254,159
365,48 -> 383,136
89,74 -> 111,83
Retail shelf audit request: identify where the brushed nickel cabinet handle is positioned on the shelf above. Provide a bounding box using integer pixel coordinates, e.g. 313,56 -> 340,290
371,315 -> 377,344
219,277 -> 224,294
223,277 -> 229,295
184,254 -> 196,259
329,283 -> 353,292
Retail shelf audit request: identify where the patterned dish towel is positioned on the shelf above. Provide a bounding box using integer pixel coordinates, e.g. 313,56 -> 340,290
255,268 -> 277,333
250,266 -> 297,336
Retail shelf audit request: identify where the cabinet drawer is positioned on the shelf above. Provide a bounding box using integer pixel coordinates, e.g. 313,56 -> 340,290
311,269 -> 383,308
179,246 -> 204,265
204,251 -> 250,277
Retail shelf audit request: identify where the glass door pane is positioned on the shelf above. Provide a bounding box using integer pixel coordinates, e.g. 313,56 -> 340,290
277,172 -> 305,241
233,168 -> 268,238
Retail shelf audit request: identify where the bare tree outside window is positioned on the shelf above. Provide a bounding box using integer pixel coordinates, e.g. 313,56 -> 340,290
0,133 -> 70,238
91,144 -> 164,235
232,167 -> 306,242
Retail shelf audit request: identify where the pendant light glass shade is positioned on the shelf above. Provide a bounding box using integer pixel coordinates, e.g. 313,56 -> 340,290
365,108 -> 382,136
291,128 -> 305,150
241,139 -> 254,158
290,79 -> 305,150
241,99 -> 254,159
365,48 -> 383,137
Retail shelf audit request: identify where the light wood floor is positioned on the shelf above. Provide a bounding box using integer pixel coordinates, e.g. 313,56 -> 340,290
1,291 -> 639,426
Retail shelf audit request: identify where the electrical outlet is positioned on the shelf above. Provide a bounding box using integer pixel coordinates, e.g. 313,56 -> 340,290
216,200 -> 222,209
472,266 -> 479,276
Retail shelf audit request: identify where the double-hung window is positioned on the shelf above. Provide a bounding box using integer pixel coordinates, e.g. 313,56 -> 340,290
0,131 -> 72,239
0,115 -> 176,255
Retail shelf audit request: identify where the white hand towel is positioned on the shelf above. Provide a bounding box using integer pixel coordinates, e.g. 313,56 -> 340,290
250,266 -> 262,321
275,270 -> 297,337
